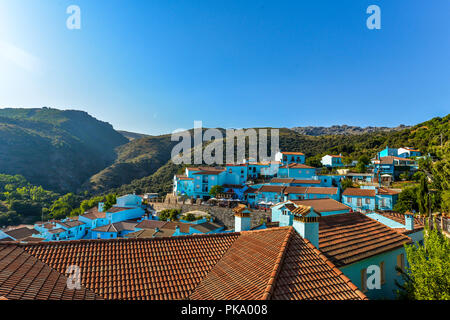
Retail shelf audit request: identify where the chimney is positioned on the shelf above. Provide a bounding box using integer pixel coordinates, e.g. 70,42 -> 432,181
405,212 -> 414,231
292,206 -> 320,249
98,202 -> 105,212
234,205 -> 252,232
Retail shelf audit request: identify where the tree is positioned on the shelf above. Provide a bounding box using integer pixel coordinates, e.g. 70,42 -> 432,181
159,209 -> 180,221
396,226 -> 450,300
340,178 -> 354,191
209,185 -> 224,198
417,176 -> 430,215
394,186 -> 420,213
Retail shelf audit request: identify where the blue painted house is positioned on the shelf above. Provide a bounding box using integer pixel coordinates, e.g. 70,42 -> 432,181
277,163 -> 317,179
321,154 -> 344,167
275,151 -> 306,165
342,187 -> 400,212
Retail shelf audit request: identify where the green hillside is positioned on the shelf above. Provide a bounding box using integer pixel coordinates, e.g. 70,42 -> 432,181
0,107 -> 128,192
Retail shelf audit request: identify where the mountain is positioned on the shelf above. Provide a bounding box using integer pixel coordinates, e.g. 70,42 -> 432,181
117,130 -> 150,141
0,107 -> 128,192
82,133 -> 180,193
291,124 -> 410,136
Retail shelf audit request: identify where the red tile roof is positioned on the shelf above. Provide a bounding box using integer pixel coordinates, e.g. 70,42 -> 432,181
258,185 -> 286,193
0,245 -> 101,300
319,212 -> 412,267
284,186 -> 308,194
292,199 -> 351,213
1,228 -> 366,300
270,178 -> 295,183
342,188 -> 376,197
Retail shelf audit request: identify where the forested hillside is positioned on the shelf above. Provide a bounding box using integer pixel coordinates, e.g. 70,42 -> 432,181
0,107 -> 128,192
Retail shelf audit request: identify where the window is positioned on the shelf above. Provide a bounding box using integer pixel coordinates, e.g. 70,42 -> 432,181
397,254 -> 405,275
380,261 -> 385,284
360,269 -> 367,292
365,198 -> 371,204
357,198 -> 362,207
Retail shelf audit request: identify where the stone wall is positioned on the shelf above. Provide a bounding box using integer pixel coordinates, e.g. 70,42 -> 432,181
148,202 -> 271,229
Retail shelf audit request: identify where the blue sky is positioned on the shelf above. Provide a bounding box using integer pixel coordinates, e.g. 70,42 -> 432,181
0,0 -> 448,135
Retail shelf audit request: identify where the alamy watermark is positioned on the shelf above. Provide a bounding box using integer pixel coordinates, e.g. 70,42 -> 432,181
66,265 -> 81,290
366,5 -> 381,30
66,5 -> 81,30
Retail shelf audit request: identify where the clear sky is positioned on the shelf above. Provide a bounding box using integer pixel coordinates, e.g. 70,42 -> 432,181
0,0 -> 448,135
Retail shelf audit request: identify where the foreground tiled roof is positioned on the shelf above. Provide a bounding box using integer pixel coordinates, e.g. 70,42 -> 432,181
319,213 -> 412,267
2,228 -> 366,300
0,245 -> 101,300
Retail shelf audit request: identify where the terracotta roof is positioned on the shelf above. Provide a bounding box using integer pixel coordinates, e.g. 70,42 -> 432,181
284,186 -> 308,194
2,227 -> 39,241
377,156 -> 416,165
291,205 -> 314,217
232,204 -> 251,214
135,220 -> 168,230
0,245 -> 101,300
319,212 -> 412,267
81,207 -> 106,220
258,185 -> 285,193
2,228 -> 365,300
189,228 -> 364,300
292,199 -> 351,214
272,233 -> 366,300
306,187 -> 338,195
342,188 -> 376,197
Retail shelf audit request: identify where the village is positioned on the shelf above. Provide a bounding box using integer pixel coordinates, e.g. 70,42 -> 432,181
1,145 -> 447,300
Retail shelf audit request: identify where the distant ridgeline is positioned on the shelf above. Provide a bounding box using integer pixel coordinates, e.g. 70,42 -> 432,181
0,107 -> 448,199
